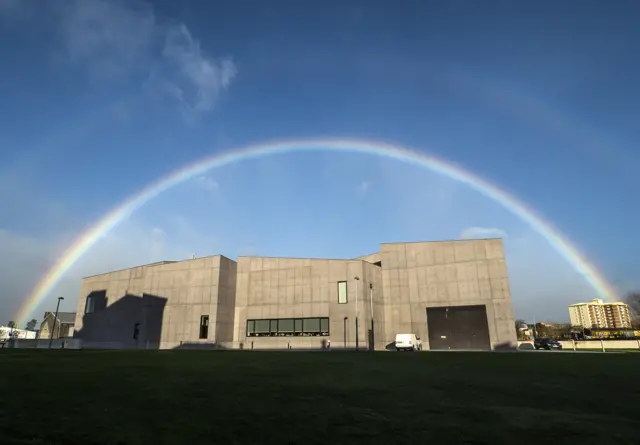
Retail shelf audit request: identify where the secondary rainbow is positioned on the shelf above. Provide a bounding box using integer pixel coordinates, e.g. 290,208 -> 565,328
13,138 -> 618,324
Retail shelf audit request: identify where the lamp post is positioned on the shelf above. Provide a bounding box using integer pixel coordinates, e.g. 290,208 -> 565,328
343,316 -> 348,349
369,283 -> 375,351
49,297 -> 64,349
354,276 -> 360,352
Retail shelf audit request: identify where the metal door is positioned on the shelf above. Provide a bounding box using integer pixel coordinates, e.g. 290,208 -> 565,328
426,305 -> 491,350
426,307 -> 450,350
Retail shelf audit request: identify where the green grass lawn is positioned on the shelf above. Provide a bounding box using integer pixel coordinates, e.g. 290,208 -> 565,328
1,351 -> 639,444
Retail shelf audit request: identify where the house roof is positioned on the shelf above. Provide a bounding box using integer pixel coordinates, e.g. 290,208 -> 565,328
44,312 -> 76,324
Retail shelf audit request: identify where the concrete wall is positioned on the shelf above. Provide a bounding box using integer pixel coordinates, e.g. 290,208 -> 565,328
233,256 -> 382,349
11,339 -> 82,349
74,255 -> 237,349
380,239 -> 517,349
71,238 -> 516,351
559,339 -> 640,350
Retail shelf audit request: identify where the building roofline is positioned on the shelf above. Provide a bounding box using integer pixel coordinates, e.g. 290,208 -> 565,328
569,301 -> 628,307
352,251 -> 380,259
82,254 -> 234,279
237,255 -> 361,262
80,240 -> 504,280
380,238 -> 502,245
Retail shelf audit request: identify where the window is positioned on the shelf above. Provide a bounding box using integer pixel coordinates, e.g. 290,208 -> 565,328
279,319 -> 294,334
133,323 -> 140,340
85,295 -> 96,314
199,315 -> 209,339
84,290 -> 106,314
246,317 -> 330,337
338,281 -> 348,304
320,318 -> 329,334
304,318 -> 320,333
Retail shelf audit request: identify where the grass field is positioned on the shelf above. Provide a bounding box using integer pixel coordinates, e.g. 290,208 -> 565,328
1,351 -> 639,444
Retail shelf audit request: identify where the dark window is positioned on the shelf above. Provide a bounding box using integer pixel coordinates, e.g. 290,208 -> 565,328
84,290 -> 106,314
133,323 -> 140,340
338,281 -> 348,304
85,295 -> 96,314
199,315 -> 209,339
320,318 -> 329,335
246,317 -> 330,337
279,319 -> 294,334
303,318 -> 320,333
255,319 -> 270,334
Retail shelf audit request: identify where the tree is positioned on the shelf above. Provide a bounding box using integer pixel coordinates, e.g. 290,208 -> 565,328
7,320 -> 16,329
625,292 -> 640,328
515,319 -> 527,340
25,319 -> 38,331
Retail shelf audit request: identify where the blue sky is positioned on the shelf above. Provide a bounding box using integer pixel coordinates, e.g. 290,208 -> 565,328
1,0 -> 639,324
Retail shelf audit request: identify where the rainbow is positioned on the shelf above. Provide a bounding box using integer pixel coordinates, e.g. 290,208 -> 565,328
13,138 -> 618,324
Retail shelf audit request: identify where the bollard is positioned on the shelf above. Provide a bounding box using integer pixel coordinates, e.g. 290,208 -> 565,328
251,341 -> 254,350
572,339 -> 576,351
600,339 -> 605,352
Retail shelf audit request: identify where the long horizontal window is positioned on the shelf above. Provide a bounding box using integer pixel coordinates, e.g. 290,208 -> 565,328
247,317 -> 330,337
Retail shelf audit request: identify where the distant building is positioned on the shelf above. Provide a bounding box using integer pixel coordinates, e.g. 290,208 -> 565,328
38,312 -> 76,339
0,326 -> 36,341
568,299 -> 632,329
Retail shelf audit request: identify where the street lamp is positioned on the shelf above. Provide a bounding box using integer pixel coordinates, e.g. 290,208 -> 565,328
369,283 -> 375,351
354,276 -> 360,352
48,297 -> 64,349
343,316 -> 348,349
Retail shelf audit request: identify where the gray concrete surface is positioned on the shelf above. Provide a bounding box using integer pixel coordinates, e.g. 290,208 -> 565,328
72,239 -> 517,350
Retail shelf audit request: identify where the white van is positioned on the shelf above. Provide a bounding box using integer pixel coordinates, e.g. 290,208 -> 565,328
395,333 -> 422,351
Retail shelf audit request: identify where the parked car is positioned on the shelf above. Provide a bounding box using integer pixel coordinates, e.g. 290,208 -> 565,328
534,337 -> 562,350
395,333 -> 422,351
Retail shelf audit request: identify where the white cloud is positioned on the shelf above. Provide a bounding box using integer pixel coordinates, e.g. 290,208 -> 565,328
3,0 -> 235,121
194,175 -> 219,192
357,180 -> 370,195
459,226 -> 507,240
52,0 -> 156,83
150,227 -> 167,237
161,24 -> 236,122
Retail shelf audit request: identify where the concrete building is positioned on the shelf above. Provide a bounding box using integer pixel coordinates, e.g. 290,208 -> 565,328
569,299 -> 632,329
73,238 -> 517,350
38,312 -> 76,339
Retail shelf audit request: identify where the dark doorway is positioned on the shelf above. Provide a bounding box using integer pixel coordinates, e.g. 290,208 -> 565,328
426,305 -> 491,350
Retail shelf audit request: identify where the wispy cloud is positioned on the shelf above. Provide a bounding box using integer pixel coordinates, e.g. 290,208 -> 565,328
459,226 -> 507,240
150,227 -> 167,238
4,0 -> 235,122
357,180 -> 371,196
194,175 -> 219,192
53,0 -> 156,82
160,24 -> 236,123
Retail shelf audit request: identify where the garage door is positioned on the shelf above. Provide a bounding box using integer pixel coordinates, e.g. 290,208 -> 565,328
426,305 -> 491,350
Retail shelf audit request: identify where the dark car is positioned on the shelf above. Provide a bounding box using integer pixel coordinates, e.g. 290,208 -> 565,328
534,338 -> 563,350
